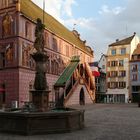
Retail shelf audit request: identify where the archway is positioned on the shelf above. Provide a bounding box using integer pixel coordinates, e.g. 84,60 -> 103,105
79,87 -> 85,105
0,83 -> 5,108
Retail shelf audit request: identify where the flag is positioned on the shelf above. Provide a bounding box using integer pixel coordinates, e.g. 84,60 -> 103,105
90,66 -> 100,77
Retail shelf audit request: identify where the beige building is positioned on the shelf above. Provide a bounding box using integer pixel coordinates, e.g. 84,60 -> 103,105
106,33 -> 139,103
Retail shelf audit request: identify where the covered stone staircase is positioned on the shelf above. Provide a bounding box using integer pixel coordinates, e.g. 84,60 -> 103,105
54,56 -> 95,107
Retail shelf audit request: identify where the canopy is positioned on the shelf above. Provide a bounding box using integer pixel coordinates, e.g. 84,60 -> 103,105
54,56 -> 80,87
90,66 -> 100,77
92,71 -> 100,77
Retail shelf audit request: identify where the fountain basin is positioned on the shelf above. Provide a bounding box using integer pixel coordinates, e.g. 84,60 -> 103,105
0,108 -> 84,135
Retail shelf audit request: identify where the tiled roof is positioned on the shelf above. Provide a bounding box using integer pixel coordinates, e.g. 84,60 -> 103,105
109,35 -> 135,46
133,43 -> 140,55
20,0 -> 93,56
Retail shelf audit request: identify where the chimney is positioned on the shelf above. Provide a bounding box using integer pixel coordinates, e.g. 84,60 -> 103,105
116,39 -> 119,42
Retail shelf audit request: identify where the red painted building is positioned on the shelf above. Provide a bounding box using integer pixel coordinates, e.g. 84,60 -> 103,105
0,0 -> 95,108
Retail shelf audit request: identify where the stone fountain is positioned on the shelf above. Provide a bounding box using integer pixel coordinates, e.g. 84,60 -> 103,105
30,18 -> 50,112
0,18 -> 84,135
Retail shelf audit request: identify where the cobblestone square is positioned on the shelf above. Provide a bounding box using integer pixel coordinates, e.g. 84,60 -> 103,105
0,104 -> 140,140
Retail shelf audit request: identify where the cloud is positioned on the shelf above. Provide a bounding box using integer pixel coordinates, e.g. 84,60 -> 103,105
64,17 -> 96,31
62,0 -> 77,17
32,0 -> 140,61
99,5 -> 125,15
32,0 -> 76,22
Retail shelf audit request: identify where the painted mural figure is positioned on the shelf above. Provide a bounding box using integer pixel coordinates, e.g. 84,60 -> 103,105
6,46 -> 13,61
34,18 -> 45,52
2,13 -> 13,36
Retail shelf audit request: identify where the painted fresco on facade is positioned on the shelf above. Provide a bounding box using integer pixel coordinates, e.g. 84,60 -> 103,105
2,13 -> 13,36
22,42 -> 34,68
0,42 -> 16,68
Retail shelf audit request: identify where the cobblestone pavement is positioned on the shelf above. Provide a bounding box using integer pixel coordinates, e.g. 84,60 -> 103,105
1,103 -> 140,140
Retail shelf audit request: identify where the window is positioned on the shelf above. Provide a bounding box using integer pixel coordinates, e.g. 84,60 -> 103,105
59,40 -> 63,53
118,82 -> 126,88
118,71 -> 126,77
52,38 -> 58,51
121,48 -> 126,55
134,55 -> 137,60
66,45 -> 69,57
119,60 -> 124,66
44,32 -> 49,48
102,65 -> 105,69
51,60 -> 59,75
110,71 -> 118,77
25,21 -> 31,38
107,61 -> 110,67
132,86 -> 140,92
111,49 -> 116,55
108,82 -> 118,89
107,72 -> 110,77
132,64 -> 138,72
111,61 -> 118,67
132,74 -> 137,81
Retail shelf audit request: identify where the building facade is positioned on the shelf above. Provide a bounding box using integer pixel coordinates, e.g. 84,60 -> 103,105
130,43 -> 140,102
0,0 -> 95,108
106,34 -> 139,103
89,61 -> 107,103
98,54 -> 107,73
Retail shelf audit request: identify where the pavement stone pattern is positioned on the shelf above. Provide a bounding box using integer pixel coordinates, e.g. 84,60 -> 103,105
0,103 -> 140,140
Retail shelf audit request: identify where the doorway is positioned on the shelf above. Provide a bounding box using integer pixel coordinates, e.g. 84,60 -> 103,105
0,83 -> 5,108
79,87 -> 85,105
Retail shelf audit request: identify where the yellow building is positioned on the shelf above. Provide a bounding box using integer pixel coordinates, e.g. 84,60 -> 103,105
106,33 -> 139,103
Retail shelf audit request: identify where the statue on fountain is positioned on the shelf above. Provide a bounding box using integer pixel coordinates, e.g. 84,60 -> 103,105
31,18 -> 48,91
34,18 -> 45,53
30,18 -> 49,111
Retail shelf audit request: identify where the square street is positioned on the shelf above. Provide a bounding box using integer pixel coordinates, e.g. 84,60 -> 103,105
0,103 -> 140,140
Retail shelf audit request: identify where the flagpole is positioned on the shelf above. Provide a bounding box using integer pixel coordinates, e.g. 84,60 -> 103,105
43,0 -> 45,24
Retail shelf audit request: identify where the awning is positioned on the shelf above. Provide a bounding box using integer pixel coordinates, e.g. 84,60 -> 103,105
92,71 -> 100,77
54,56 -> 80,87
90,66 -> 100,77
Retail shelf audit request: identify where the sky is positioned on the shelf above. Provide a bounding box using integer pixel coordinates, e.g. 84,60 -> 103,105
32,0 -> 140,61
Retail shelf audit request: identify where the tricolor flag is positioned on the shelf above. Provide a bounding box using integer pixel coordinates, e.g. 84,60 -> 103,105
90,66 -> 100,77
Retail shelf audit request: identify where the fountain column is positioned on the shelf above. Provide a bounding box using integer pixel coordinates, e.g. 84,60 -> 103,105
30,18 -> 50,111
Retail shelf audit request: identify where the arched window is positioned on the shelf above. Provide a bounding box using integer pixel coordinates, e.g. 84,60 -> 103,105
44,32 -> 49,48
52,38 -> 58,52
